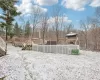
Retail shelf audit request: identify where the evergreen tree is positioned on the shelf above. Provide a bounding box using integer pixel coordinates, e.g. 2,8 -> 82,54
0,0 -> 21,54
14,22 -> 20,37
0,22 -> 5,35
25,21 -> 31,37
0,0 -> 20,39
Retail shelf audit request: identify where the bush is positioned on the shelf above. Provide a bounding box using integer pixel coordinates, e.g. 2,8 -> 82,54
22,45 -> 32,50
0,77 -> 5,80
71,49 -> 80,55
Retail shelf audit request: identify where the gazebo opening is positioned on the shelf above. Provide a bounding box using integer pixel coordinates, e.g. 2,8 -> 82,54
66,32 -> 78,45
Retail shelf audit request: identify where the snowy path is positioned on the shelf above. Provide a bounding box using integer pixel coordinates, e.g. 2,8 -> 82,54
0,45 -> 100,80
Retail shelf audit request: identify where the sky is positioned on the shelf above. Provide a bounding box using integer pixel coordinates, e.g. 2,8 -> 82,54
0,0 -> 100,29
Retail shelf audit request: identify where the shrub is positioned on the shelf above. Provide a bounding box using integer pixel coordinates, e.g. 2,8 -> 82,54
0,77 -> 5,80
71,49 -> 80,55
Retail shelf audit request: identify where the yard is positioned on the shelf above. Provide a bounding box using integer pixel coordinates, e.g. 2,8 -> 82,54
0,44 -> 100,80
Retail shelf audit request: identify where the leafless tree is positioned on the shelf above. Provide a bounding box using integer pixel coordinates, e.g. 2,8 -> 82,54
63,23 -> 74,43
90,17 -> 100,50
87,7 -> 100,51
95,7 -> 100,22
80,18 -> 90,49
30,7 -> 42,38
52,4 -> 62,44
79,7 -> 100,51
41,13 -> 48,44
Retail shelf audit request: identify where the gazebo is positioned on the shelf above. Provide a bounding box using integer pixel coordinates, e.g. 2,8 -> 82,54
66,32 -> 78,45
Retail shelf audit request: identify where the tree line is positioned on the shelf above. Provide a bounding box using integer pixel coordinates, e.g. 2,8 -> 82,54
79,7 -> 100,51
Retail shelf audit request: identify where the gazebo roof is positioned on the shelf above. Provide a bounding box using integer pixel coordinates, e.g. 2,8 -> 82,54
66,32 -> 77,37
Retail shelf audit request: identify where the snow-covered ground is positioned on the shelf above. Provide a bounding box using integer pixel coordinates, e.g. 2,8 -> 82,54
0,44 -> 100,80
0,44 -> 25,80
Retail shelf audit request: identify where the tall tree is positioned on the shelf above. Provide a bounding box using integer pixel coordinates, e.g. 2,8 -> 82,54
14,22 -> 20,37
80,18 -> 90,49
95,7 -> 100,23
30,7 -> 42,38
0,0 -> 21,54
52,4 -> 62,44
41,13 -> 48,44
25,21 -> 31,37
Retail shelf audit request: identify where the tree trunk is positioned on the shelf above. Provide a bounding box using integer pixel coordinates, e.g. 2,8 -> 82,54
42,31 -> 45,44
5,26 -> 8,55
56,31 -> 59,44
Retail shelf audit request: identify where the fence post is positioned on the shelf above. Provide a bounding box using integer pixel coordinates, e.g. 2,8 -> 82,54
56,45 -> 57,53
37,45 -> 38,52
62,45 -> 63,54
44,45 -> 45,53
50,44 -> 51,53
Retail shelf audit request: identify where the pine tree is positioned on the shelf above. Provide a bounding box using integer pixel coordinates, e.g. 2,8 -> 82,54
25,21 -> 31,37
0,22 -> 5,35
0,0 -> 21,54
14,22 -> 20,37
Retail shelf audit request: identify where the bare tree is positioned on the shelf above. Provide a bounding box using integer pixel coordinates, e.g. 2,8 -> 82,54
95,7 -> 100,22
95,7 -> 100,50
90,17 -> 100,50
52,4 -> 62,44
30,7 -> 42,38
63,23 -> 74,43
41,13 -> 48,44
87,7 -> 100,50
79,7 -> 100,51
80,19 -> 90,49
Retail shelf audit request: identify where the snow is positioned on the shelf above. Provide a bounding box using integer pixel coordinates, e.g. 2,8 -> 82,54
0,44 -> 100,80
0,45 -> 25,80
66,32 -> 77,36
20,51 -> 100,80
